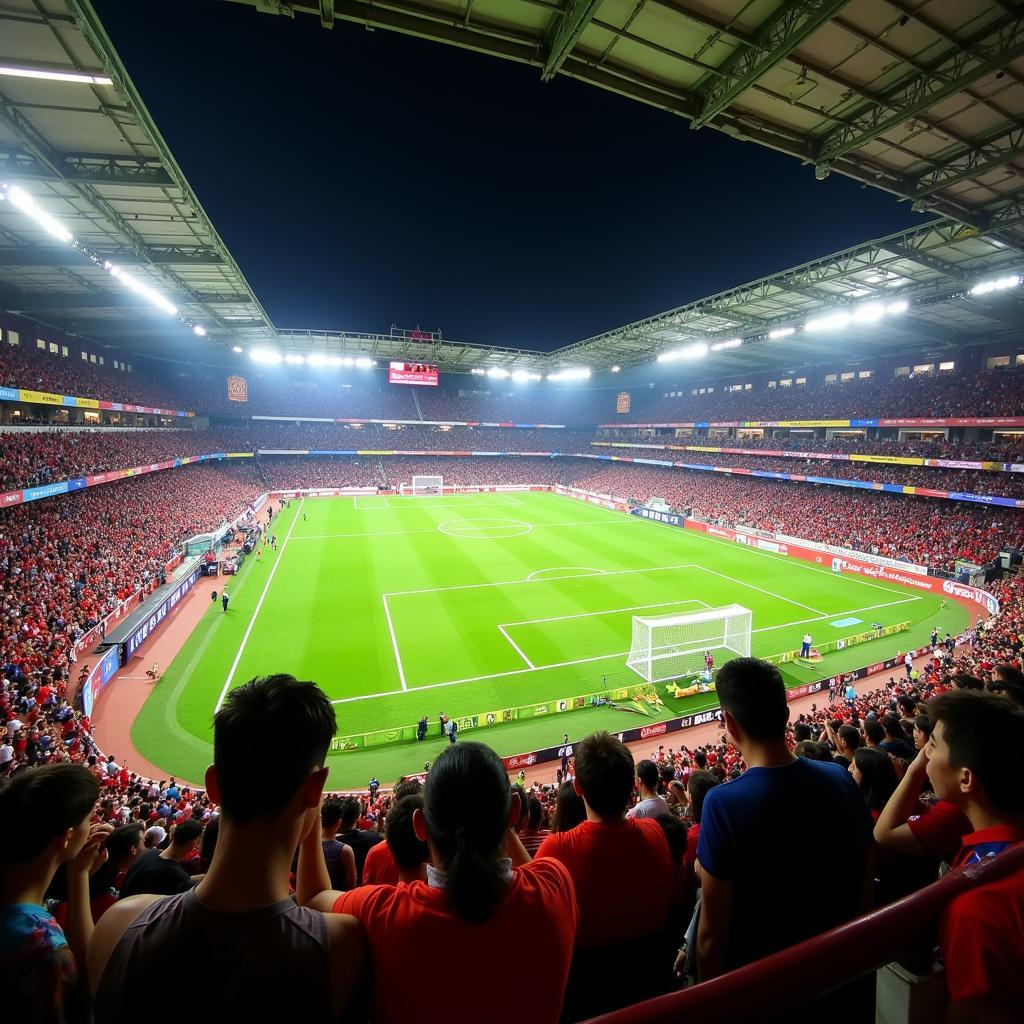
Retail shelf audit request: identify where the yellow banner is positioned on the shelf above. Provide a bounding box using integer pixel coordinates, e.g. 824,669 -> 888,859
18,388 -> 62,406
849,454 -> 924,466
74,397 -> 100,409
226,451 -> 254,458
770,420 -> 850,428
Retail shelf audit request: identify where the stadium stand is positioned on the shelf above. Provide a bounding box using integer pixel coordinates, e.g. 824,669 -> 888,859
0,344 -> 190,410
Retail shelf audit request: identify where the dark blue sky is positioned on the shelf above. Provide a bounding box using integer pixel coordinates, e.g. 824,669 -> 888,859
95,0 -> 925,350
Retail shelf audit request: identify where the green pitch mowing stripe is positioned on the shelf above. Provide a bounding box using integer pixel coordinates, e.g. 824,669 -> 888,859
133,492 -> 969,787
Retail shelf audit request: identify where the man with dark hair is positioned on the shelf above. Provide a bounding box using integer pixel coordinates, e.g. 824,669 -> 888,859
863,719 -> 885,749
382,794 -> 429,883
825,722 -> 860,771
924,690 -> 1024,1018
119,819 -> 203,898
88,675 -> 363,1020
362,779 -> 422,885
536,731 -> 675,1017
319,801 -> 355,891
696,659 -> 872,980
627,759 -> 669,819
879,715 -> 915,760
536,732 -> 673,946
988,663 -> 1024,706
338,796 -> 383,885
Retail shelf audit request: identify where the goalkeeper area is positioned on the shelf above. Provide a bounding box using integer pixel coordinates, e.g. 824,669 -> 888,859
133,490 -> 968,786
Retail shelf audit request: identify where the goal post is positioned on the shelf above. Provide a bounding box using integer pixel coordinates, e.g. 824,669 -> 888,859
404,474 -> 443,496
627,604 -> 752,684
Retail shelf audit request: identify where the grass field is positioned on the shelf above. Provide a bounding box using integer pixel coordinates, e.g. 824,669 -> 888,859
132,491 -> 968,786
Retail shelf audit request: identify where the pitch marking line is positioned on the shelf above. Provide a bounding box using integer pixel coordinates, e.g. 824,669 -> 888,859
526,566 -> 606,581
214,497 -> 305,713
289,519 -> 637,543
694,565 -> 827,616
501,598 -> 709,628
497,625 -> 536,669
385,562 -> 699,598
382,593 -> 408,690
353,495 -> 391,511
331,594 -> 921,705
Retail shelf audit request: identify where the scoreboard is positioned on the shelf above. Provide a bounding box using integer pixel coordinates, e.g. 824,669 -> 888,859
389,361 -> 439,386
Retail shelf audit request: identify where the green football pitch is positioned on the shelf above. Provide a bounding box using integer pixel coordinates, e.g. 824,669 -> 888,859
132,491 -> 967,787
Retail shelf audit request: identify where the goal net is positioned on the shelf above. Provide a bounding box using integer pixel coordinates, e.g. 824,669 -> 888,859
627,604 -> 752,684
406,474 -> 443,496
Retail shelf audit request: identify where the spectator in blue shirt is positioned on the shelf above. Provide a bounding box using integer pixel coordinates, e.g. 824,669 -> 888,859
696,657 -> 873,982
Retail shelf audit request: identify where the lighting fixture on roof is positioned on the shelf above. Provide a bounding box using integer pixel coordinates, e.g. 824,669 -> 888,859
547,367 -> 592,381
970,274 -> 1021,296
4,184 -> 73,243
470,368 -> 486,376
885,300 -> 909,315
710,338 -> 742,352
250,348 -> 282,364
657,343 -> 708,363
284,354 -> 305,365
108,265 -> 178,316
768,327 -> 796,339
307,353 -> 328,367
611,365 -> 621,373
355,357 -> 375,368
0,64 -> 113,86
487,367 -> 510,379
232,346 -> 243,353
511,369 -> 542,382
804,298 -> 909,334
1,179 -> 209,340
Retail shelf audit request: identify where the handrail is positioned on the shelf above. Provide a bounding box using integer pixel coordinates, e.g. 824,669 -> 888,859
584,843 -> 1024,1024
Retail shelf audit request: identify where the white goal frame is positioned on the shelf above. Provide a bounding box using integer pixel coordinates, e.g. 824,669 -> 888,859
401,474 -> 443,496
627,604 -> 752,684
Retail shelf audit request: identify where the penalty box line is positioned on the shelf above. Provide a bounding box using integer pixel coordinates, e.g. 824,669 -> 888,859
332,593 -> 922,706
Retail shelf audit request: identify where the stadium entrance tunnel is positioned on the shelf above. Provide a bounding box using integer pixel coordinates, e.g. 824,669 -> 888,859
437,518 -> 533,539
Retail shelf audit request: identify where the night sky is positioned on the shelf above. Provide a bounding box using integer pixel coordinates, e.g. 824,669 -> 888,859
94,0 -> 926,350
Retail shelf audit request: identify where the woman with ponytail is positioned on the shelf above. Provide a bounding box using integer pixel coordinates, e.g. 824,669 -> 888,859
298,742 -> 578,1023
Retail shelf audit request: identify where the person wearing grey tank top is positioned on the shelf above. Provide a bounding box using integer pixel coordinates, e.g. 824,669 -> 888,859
87,676 -> 365,1021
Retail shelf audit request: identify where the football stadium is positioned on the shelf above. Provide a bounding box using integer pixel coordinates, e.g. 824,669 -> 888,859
2,0 -> 1024,1020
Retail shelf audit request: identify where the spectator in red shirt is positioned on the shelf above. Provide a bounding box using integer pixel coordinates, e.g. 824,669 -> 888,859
299,742 -> 578,1024
924,690 -> 1024,1019
535,731 -> 675,1019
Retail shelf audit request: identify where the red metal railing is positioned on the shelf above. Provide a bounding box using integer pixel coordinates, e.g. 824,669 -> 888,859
585,843 -> 1024,1024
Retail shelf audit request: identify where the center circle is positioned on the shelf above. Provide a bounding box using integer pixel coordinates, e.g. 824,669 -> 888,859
437,517 -> 533,540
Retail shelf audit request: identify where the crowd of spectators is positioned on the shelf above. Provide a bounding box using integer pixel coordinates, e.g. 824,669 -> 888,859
0,462 -> 261,765
571,463 -> 1024,571
5,651 -> 1022,1021
0,346 -> 188,410
624,366 -> 1024,423
0,429 -> 253,491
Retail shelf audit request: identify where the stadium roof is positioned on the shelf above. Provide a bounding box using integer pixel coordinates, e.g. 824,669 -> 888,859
0,0 -> 1023,378
0,0 -> 275,357
226,0 -> 1024,244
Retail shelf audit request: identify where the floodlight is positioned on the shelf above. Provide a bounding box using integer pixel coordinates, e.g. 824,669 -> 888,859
611,365 -> 621,373
284,354 -> 305,365
250,348 -> 282,364
6,185 -> 73,243
231,346 -> 243,353
710,338 -> 742,351
885,300 -> 909,315
657,343 -> 707,363
768,327 -> 795,339
969,275 -> 1021,297
193,325 -> 207,337
0,64 -> 113,86
487,367 -> 510,379
355,357 -> 374,368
